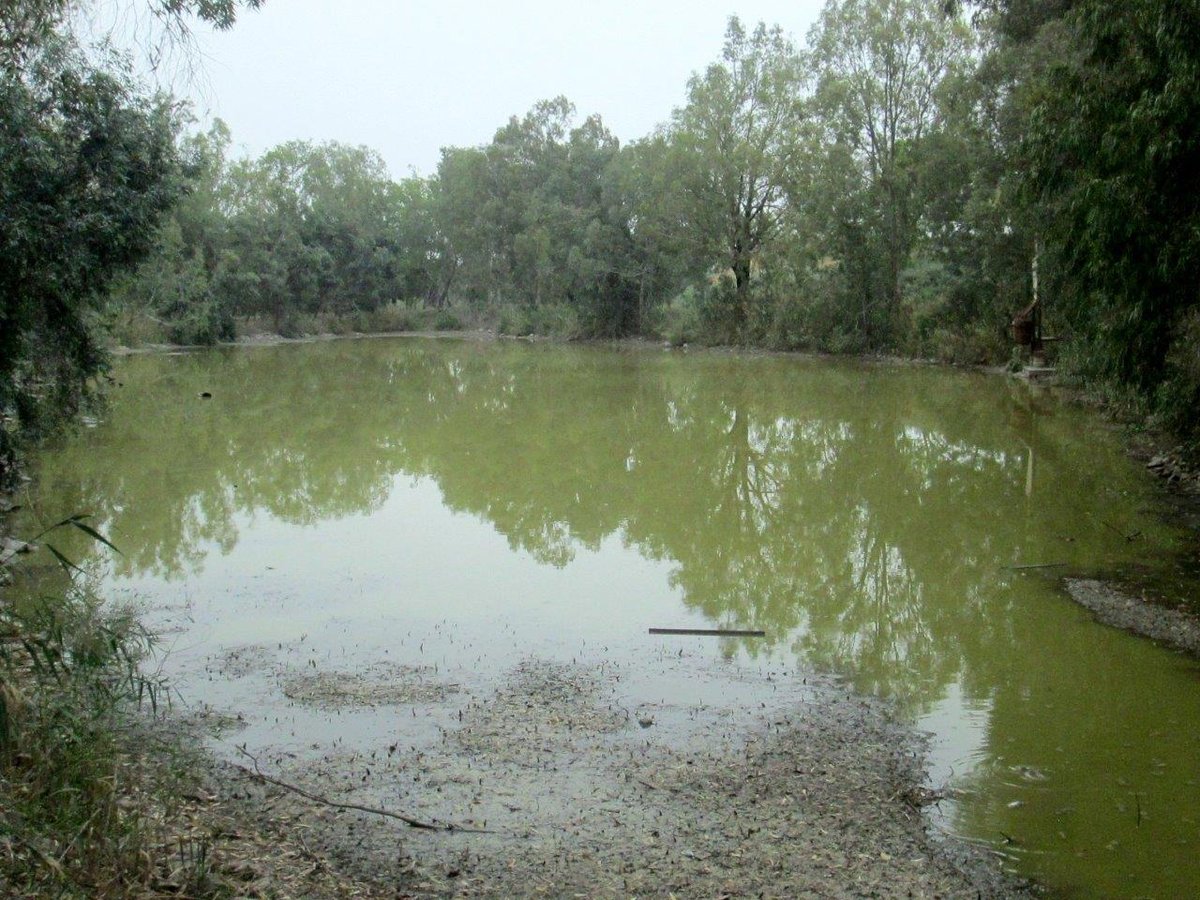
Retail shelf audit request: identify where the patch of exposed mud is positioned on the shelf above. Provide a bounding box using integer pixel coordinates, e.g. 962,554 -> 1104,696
215,657 -> 1028,899
214,643 -> 277,678
1065,578 -> 1200,656
452,659 -> 626,766
175,703 -> 250,738
282,663 -> 461,709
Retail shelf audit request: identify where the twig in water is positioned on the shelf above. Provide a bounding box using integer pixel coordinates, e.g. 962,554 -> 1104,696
649,627 -> 765,637
1007,563 -> 1068,571
1102,521 -> 1141,542
233,746 -> 493,834
635,776 -> 679,794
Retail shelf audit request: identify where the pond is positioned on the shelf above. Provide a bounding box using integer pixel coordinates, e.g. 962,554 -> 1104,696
11,337 -> 1200,896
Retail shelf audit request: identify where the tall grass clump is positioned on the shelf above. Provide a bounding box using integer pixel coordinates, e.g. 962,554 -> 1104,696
0,520 -> 211,896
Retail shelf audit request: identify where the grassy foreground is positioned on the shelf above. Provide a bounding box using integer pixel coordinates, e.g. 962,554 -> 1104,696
0,535 -> 389,898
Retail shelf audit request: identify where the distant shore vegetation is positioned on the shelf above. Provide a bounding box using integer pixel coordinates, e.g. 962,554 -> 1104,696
4,0 -> 1200,484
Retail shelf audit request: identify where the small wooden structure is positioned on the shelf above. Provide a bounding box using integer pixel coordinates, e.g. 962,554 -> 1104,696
1012,239 -> 1043,351
1011,239 -> 1059,372
1011,297 -> 1042,352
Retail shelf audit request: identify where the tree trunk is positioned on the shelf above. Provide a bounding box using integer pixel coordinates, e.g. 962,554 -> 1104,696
732,255 -> 752,334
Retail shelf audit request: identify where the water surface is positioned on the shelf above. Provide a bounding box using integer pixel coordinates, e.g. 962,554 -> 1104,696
13,338 -> 1200,897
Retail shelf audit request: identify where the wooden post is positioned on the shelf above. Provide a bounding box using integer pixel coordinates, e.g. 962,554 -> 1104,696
1032,239 -> 1040,307
1032,238 -> 1044,357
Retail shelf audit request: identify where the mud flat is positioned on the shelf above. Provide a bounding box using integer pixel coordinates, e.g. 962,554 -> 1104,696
200,656 -> 1030,899
1065,578 -> 1200,657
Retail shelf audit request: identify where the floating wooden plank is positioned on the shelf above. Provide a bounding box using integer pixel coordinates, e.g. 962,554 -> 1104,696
649,627 -> 765,637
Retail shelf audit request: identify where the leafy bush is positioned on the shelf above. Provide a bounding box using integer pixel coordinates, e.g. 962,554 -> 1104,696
1157,309 -> 1200,454
166,302 -> 236,347
357,301 -> 427,333
275,311 -> 321,339
434,308 -> 464,331
496,304 -> 529,336
764,264 -> 865,354
658,287 -> 705,346
925,324 -> 1007,366
497,303 -> 580,339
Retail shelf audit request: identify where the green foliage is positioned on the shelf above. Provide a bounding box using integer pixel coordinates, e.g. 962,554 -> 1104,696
668,18 -> 807,336
2,0 -> 264,71
434,307 -> 464,331
0,34 -> 181,481
355,300 -> 426,333
1000,0 -> 1200,440
58,0 -> 1198,445
808,0 -> 976,348
497,303 -> 581,339
1156,309 -> 1200,454
431,99 -> 644,337
0,531 -> 171,894
658,287 -> 705,347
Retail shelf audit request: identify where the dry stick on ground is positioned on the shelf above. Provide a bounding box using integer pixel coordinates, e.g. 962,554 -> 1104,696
233,746 -> 493,834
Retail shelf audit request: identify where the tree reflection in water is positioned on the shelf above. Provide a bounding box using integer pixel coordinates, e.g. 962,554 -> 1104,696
26,340 -> 1175,707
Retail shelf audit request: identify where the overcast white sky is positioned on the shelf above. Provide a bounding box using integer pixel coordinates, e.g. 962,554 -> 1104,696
176,0 -> 827,179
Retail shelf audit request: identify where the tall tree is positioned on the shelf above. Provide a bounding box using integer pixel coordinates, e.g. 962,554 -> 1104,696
2,0 -> 263,69
670,18 -> 807,336
0,39 -> 181,480
809,0 -> 974,344
0,0 -> 263,481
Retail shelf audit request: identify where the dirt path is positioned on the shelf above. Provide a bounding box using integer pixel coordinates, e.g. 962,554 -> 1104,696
206,657 -> 1028,898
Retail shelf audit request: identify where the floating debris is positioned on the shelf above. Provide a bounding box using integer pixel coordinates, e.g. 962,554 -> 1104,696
649,627 -> 765,637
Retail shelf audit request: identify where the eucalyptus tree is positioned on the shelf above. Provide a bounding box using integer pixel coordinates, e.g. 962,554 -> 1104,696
433,99 -> 577,308
388,175 -> 453,307
107,119 -> 238,344
432,98 -> 643,335
432,145 -> 492,304
600,137 -> 695,333
808,0 -> 974,345
559,113 -> 642,335
206,140 -> 411,326
2,0 -> 262,69
669,17 -> 807,336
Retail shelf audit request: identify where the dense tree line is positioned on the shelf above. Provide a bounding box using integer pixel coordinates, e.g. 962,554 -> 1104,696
111,5 -> 1009,357
3,0 -> 1200,481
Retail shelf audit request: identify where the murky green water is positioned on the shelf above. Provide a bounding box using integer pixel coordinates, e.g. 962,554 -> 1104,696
10,338 -> 1200,896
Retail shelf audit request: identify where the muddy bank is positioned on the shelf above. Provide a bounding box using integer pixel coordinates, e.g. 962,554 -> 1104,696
1065,579 -> 1200,657
198,656 -> 1029,899
1063,429 -> 1200,650
109,327 -> 502,356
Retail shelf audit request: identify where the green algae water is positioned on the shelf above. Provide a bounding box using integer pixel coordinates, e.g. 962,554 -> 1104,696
11,338 -> 1200,896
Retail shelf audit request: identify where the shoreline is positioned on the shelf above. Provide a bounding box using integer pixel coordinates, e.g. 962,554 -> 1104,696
182,656 -> 1033,899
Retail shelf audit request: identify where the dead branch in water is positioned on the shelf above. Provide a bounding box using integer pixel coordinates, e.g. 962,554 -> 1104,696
233,746 -> 493,834
649,627 -> 766,637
